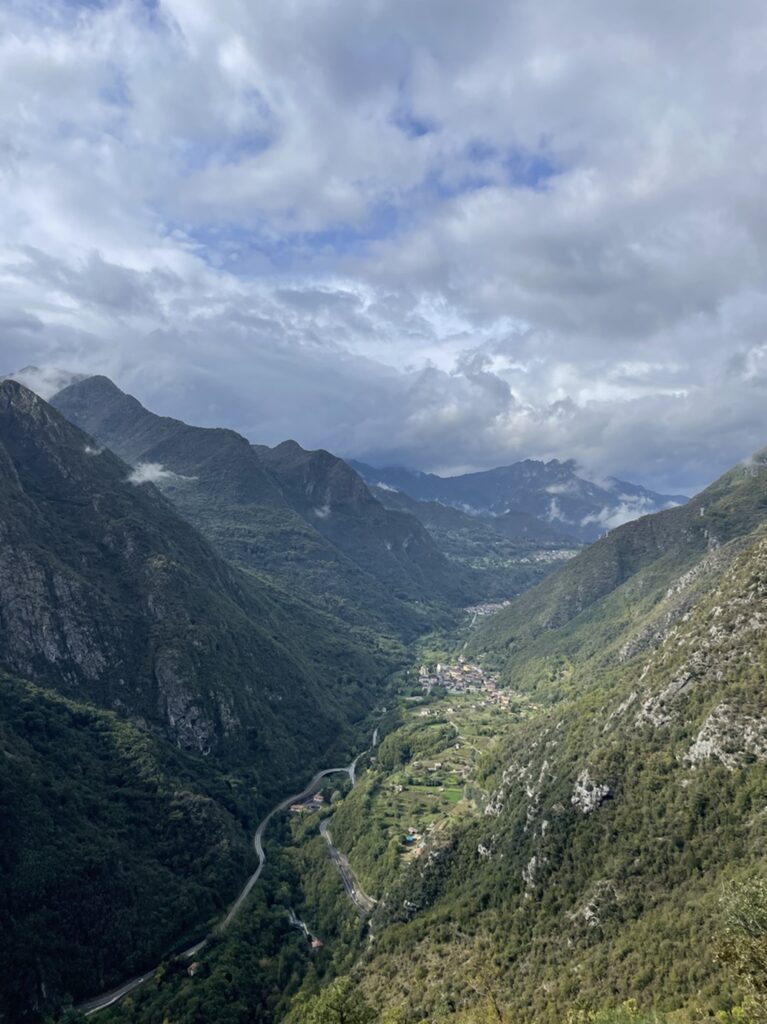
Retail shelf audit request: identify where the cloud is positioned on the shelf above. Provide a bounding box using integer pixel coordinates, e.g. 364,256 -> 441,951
581,498 -> 654,532
545,498 -> 568,524
128,462 -> 176,485
128,462 -> 196,485
2,365 -> 87,399
546,481 -> 581,497
2,0 -> 767,494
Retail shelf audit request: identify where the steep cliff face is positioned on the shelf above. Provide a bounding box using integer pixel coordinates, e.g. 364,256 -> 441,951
0,380 -> 374,763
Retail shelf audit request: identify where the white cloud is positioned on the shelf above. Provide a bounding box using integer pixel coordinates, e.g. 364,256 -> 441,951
128,462 -> 196,485
581,501 -> 649,532
546,481 -> 581,497
128,462 -> 176,485
1,0 -> 767,493
2,365 -> 86,399
545,498 -> 569,524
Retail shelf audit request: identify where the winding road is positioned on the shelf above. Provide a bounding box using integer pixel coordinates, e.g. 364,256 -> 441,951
216,762 -> 356,934
76,731 -> 377,1017
319,820 -> 378,914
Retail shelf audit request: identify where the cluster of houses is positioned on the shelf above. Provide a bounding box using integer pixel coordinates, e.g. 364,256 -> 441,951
464,600 -> 511,619
290,792 -> 325,814
417,657 -> 510,707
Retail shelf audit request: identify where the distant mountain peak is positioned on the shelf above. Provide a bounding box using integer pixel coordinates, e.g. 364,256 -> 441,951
272,438 -> 304,453
2,365 -> 90,399
351,457 -> 688,543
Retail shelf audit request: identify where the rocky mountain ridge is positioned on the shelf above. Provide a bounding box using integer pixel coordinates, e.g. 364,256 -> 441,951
0,379 -> 381,763
51,375 -> 467,640
351,458 -> 688,543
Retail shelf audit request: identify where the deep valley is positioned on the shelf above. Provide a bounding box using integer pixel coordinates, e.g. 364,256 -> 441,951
2,377 -> 766,1024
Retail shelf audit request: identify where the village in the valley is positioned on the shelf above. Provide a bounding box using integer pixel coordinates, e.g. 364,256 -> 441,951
417,655 -> 512,708
277,639 -> 548,905
286,653 -> 531,877
464,599 -> 512,622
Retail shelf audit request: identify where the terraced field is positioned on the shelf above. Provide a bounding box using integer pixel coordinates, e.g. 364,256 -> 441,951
294,683 -> 544,897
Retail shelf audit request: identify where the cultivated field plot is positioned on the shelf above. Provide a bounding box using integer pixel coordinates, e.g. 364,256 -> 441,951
319,688 -> 543,891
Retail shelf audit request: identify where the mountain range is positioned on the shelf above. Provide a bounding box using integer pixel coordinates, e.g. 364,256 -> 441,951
46,373 -> 585,610
351,459 -> 688,543
49,375 -> 466,641
322,446 -> 767,1022
0,379 -> 394,1018
2,370 -> 766,1024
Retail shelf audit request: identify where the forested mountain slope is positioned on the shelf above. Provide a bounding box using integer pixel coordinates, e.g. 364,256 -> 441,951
352,524 -> 767,1022
51,376 -> 465,639
277,452 -> 767,1023
0,672 -> 256,1021
369,483 -> 579,599
255,440 -> 466,604
0,380 -> 389,1019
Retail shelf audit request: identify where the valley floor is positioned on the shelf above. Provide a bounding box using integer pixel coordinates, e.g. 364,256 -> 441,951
74,585 -> 767,1024
92,636 -> 551,1024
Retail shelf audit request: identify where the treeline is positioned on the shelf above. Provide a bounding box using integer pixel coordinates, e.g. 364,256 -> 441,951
286,875 -> 767,1024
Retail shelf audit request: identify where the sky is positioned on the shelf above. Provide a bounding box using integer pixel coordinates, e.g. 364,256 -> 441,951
1,0 -> 766,494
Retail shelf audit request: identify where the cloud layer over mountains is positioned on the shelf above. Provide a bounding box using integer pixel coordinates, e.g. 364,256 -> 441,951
2,0 -> 767,492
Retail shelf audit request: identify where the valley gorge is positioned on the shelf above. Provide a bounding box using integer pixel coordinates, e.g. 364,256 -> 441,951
1,377 -> 767,1024
6,6 -> 767,1023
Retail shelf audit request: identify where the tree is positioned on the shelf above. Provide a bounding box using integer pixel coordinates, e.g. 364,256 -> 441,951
303,978 -> 376,1024
718,878 -> 767,1023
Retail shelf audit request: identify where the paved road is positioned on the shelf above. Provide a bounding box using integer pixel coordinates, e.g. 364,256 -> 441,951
77,972 -> 155,1017
217,763 -> 355,933
319,819 -> 378,915
76,759 -> 360,1015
